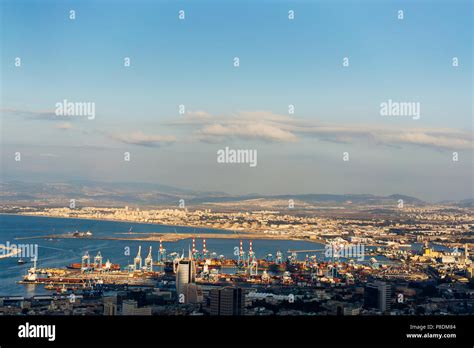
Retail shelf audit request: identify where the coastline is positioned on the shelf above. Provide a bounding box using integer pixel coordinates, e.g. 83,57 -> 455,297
1,213 -> 327,244
0,212 -> 243,233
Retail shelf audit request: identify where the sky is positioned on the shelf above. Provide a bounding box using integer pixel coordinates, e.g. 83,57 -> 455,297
0,0 -> 472,202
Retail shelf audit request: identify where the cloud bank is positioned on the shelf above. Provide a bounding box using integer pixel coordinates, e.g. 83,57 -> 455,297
171,110 -> 473,150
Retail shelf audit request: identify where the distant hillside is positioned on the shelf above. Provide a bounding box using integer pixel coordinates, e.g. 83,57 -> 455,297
187,193 -> 425,206
0,180 -> 434,208
456,198 -> 474,208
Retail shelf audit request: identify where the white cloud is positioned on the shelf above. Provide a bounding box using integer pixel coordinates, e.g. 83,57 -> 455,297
197,121 -> 298,143
171,110 -> 473,150
111,131 -> 177,147
1,107 -> 57,120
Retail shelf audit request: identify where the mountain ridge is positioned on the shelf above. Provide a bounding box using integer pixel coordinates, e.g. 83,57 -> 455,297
0,180 -> 471,207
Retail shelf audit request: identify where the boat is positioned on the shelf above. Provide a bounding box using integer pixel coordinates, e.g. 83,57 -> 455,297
24,259 -> 39,282
66,263 -> 82,270
17,258 -> 27,265
66,262 -> 120,270
72,230 -> 93,238
267,263 -> 286,273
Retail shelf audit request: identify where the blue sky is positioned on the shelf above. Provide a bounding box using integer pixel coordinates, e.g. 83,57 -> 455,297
1,0 -> 472,201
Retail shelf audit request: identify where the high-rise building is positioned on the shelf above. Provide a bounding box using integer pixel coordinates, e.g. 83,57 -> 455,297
121,299 -> 152,315
175,255 -> 196,297
103,302 -> 117,315
183,283 -> 203,304
103,296 -> 117,315
121,299 -> 138,315
364,281 -> 391,312
210,287 -> 244,315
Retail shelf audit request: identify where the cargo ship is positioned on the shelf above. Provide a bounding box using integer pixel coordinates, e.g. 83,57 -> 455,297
66,261 -> 120,271
196,258 -> 227,270
267,263 -> 287,273
66,251 -> 120,271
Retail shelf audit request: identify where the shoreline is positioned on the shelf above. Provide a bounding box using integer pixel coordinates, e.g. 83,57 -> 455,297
1,212 -> 245,233
2,213 -> 327,244
15,233 -> 326,244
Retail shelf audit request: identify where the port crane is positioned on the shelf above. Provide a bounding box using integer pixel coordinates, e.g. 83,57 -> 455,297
144,246 -> 153,272
202,239 -> 208,259
81,252 -> 90,272
94,251 -> 102,270
192,238 -> 198,260
275,251 -> 283,264
237,240 -> 245,269
157,239 -> 167,263
247,241 -> 258,276
134,246 -> 142,271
